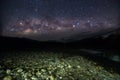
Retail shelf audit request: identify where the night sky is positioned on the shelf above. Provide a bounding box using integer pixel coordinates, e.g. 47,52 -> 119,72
1,0 -> 120,42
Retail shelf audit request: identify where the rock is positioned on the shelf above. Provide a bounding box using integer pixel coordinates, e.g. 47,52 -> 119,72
110,55 -> 120,62
49,75 -> 55,80
17,68 -> 23,73
27,72 -> 32,77
68,65 -> 72,68
3,76 -> 12,80
77,65 -> 81,68
41,69 -> 46,73
6,69 -> 11,74
36,71 -> 41,77
59,76 -> 62,79
31,76 -> 37,80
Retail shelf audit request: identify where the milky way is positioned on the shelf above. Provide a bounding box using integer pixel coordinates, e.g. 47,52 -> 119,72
1,0 -> 120,41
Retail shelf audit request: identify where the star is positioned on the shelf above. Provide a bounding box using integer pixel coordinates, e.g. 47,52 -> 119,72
1,0 -> 119,41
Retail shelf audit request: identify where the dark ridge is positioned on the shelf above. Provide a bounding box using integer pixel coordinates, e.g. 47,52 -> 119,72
0,32 -> 120,51
69,35 -> 120,49
0,36 -> 63,50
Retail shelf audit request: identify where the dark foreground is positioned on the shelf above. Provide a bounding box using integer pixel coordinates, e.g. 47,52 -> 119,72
0,36 -> 120,80
0,49 -> 120,80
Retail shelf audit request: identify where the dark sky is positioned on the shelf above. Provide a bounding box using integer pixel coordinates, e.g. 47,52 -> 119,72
1,0 -> 120,41
1,0 -> 119,17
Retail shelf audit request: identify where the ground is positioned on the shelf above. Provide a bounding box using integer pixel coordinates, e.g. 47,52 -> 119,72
0,49 -> 120,80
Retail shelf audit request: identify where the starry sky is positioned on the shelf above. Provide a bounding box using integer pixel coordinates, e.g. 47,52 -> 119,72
1,0 -> 120,41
